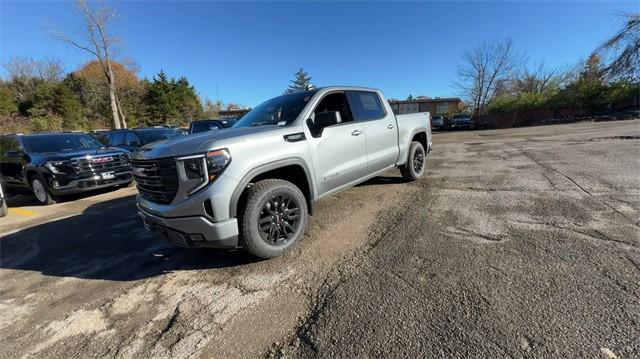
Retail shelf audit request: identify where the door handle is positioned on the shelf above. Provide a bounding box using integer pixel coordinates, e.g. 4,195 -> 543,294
387,124 -> 395,129
351,130 -> 363,136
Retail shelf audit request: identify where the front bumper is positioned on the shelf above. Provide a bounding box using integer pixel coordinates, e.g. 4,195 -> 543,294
48,171 -> 132,195
138,205 -> 239,248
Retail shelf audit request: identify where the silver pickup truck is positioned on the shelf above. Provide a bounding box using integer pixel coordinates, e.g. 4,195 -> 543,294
133,86 -> 432,258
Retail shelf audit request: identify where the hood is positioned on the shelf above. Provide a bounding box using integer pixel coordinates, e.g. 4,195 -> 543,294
133,125 -> 284,160
30,147 -> 127,164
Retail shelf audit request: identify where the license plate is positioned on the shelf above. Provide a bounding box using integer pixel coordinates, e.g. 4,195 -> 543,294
101,172 -> 115,180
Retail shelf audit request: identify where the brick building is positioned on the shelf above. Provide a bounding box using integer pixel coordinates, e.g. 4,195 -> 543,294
388,97 -> 463,117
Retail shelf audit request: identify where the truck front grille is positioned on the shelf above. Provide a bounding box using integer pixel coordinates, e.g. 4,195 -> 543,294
71,154 -> 131,174
131,158 -> 178,204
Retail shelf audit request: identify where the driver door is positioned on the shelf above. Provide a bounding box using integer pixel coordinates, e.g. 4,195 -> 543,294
306,92 -> 367,197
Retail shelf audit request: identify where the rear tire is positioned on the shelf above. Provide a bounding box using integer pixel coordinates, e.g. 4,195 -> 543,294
240,179 -> 308,259
400,141 -> 426,181
30,175 -> 57,205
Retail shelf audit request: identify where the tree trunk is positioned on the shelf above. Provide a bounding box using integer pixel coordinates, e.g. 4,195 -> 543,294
106,61 -> 121,129
115,92 -> 127,128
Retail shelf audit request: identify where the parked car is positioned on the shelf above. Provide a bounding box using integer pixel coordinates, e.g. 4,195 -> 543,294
101,128 -> 181,152
450,114 -> 474,129
0,182 -> 7,217
189,117 -> 239,134
133,86 -> 432,258
0,132 -> 133,205
431,115 -> 444,130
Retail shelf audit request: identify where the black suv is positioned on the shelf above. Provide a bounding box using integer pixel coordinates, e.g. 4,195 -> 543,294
189,118 -> 239,134
100,128 -> 181,152
0,133 -> 133,205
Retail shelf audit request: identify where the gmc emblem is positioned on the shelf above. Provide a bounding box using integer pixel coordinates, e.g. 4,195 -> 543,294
92,156 -> 113,164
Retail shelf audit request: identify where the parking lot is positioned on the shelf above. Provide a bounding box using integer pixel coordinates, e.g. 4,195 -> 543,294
1,120 -> 639,358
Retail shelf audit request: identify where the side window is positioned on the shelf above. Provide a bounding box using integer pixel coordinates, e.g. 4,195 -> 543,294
110,132 -> 126,146
347,91 -> 386,121
125,132 -> 141,145
313,92 -> 354,123
0,136 -> 21,154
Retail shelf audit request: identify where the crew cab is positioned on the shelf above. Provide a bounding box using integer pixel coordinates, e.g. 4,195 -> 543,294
133,86 -> 432,258
0,133 -> 132,205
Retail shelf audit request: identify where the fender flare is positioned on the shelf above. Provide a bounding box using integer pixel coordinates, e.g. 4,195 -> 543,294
229,157 -> 315,218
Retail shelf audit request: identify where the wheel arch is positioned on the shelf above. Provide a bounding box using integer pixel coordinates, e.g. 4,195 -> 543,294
411,131 -> 428,152
230,158 -> 315,218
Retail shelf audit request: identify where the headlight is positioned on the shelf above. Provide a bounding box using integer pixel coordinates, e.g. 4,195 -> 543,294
176,149 -> 231,196
44,161 -> 72,174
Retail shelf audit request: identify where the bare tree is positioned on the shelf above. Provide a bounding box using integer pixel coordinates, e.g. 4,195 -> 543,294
455,38 -> 521,116
514,62 -> 563,94
2,57 -> 65,101
593,13 -> 640,81
53,0 -> 126,129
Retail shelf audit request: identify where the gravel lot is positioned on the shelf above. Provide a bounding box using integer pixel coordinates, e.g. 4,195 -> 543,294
1,120 -> 638,358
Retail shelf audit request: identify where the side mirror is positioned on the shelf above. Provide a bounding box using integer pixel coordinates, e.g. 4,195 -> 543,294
129,141 -> 141,147
311,111 -> 342,137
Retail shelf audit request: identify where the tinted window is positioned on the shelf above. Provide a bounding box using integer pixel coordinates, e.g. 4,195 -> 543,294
348,91 -> 385,121
21,134 -> 103,154
110,132 -> 126,146
191,122 -> 221,133
234,91 -> 314,128
314,92 -> 354,123
0,136 -> 21,154
137,129 -> 180,144
125,132 -> 141,145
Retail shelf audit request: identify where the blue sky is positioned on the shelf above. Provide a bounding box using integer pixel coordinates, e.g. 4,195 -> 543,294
1,1 -> 636,106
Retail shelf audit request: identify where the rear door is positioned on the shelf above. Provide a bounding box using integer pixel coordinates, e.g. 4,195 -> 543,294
347,91 -> 399,173
306,92 -> 367,196
0,135 -> 27,186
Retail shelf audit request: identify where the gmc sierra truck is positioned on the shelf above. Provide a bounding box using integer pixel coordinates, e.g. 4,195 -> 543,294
133,86 -> 432,258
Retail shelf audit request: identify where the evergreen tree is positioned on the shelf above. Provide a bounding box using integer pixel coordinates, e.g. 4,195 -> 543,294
288,68 -> 313,92
144,70 -> 202,126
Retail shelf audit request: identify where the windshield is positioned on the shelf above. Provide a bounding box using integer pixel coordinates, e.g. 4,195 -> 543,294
453,115 -> 470,119
21,134 -> 104,154
233,91 -> 315,128
138,129 -> 180,144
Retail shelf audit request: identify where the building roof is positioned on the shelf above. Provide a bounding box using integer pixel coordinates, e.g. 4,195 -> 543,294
389,97 -> 461,104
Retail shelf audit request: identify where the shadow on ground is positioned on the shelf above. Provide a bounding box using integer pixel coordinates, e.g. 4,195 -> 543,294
5,186 -> 124,208
0,194 -> 256,281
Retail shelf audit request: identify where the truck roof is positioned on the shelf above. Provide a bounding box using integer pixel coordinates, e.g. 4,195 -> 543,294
316,85 -> 381,93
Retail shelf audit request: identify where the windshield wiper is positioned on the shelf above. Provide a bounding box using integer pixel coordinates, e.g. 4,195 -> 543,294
250,122 -> 277,127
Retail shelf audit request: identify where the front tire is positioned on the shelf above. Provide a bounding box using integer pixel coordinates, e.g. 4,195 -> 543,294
400,141 -> 426,181
30,175 -> 57,205
240,179 -> 308,259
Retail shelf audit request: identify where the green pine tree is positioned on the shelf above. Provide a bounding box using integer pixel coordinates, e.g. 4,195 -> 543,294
288,68 -> 313,92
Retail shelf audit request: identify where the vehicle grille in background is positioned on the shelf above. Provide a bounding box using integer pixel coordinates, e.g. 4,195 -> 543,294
131,158 -> 178,204
71,154 -> 131,174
